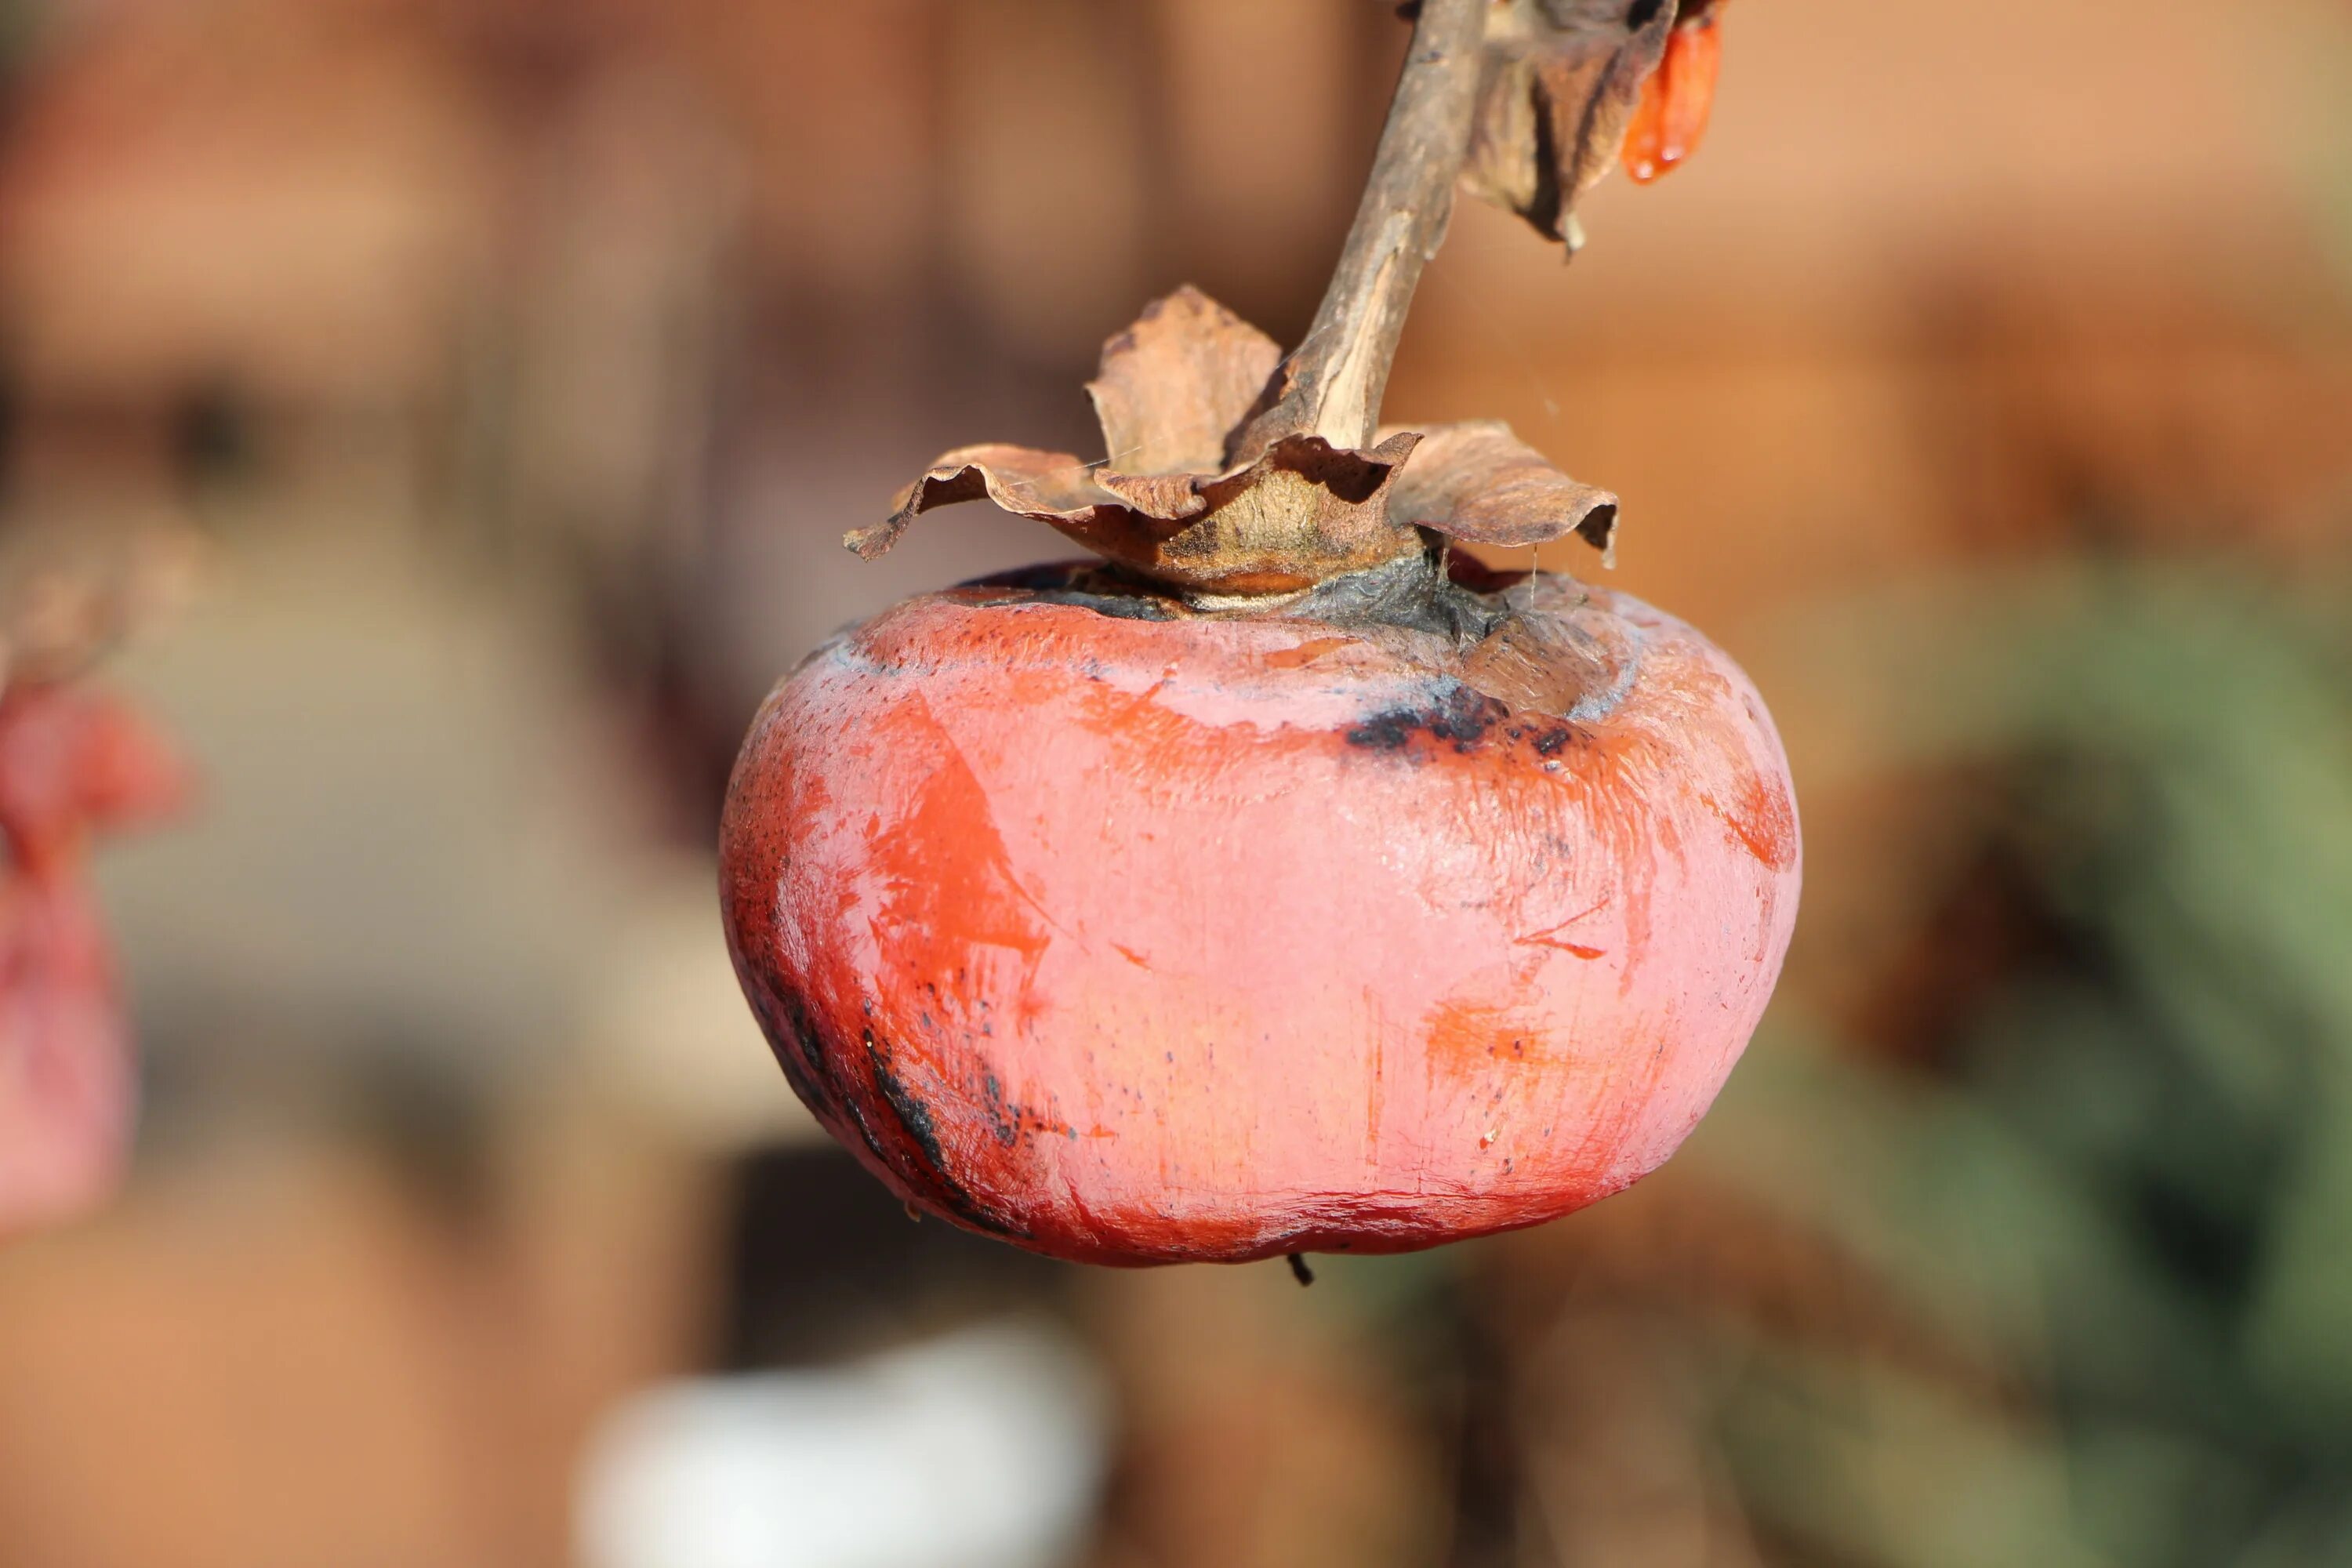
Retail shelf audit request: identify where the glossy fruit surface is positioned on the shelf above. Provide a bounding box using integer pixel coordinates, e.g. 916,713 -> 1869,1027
1624,5 -> 1726,184
720,557 -> 1798,1265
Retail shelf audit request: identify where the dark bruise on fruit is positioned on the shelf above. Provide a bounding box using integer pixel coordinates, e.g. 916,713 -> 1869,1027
1345,682 -> 1509,756
864,1030 -> 944,1167
743,978 -> 838,1122
856,1028 -> 1033,1239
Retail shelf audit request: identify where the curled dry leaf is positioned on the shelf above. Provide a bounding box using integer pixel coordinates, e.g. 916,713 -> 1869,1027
1465,0 -> 1682,249
1381,420 -> 1619,562
1087,285 -> 1282,476
852,288 -> 1618,597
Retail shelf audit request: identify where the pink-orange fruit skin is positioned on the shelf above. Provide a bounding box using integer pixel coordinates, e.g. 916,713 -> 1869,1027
719,568 -> 1798,1266
0,866 -> 135,1236
0,682 -> 188,1239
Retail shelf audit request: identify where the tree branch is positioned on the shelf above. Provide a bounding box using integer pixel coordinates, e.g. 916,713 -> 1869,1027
1233,0 -> 1488,459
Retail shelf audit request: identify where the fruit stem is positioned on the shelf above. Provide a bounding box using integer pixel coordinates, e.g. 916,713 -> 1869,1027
1233,0 -> 1488,459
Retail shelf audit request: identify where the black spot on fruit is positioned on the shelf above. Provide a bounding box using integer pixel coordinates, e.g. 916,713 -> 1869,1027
863,1029 -> 1029,1240
869,1034 -> 945,1171
751,982 -> 840,1120
1348,681 -> 1509,756
981,1071 -> 1021,1149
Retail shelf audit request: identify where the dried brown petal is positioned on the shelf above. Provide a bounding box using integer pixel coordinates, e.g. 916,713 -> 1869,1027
1383,420 -> 1619,558
1087,287 -> 1283,477
1465,0 -> 1680,249
848,445 -> 1120,561
857,292 -> 1441,595
856,297 -> 1628,596
855,432 -> 1428,597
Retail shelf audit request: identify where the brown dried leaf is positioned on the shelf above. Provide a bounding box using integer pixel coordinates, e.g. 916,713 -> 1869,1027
1385,421 -> 1619,557
854,431 -> 1428,597
848,444 -> 1120,561
1465,0 -> 1680,248
856,292 -> 1439,594
1087,286 -> 1283,477
858,299 -> 1628,594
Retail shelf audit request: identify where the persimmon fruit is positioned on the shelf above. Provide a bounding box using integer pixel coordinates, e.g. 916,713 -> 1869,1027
721,551 -> 1797,1265
719,0 -> 1795,1268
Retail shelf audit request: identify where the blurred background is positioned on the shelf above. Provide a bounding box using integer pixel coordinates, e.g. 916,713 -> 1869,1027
3,0 -> 2352,1563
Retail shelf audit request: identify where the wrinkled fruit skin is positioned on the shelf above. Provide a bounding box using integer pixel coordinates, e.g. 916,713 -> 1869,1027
720,563 -> 1798,1265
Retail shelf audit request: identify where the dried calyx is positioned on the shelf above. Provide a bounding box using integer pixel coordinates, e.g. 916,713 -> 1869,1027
848,289 -> 1617,600
851,0 -> 1708,605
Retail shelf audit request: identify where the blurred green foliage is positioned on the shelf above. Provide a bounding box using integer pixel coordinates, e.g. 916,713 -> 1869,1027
1690,563 -> 2352,1568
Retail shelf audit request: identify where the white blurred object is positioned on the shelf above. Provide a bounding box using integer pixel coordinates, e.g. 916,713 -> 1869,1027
576,1319 -> 1110,1568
